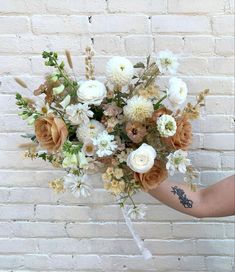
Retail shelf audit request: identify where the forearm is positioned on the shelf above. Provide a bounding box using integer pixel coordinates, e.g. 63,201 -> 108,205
149,175 -> 235,218
149,180 -> 204,218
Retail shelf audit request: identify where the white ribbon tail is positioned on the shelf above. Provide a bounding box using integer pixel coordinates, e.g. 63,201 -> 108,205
121,207 -> 152,260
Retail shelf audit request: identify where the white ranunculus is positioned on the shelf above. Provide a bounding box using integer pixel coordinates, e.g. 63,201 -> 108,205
156,50 -> 179,74
106,56 -> 134,86
77,80 -> 107,105
127,143 -> 157,174
168,77 -> 188,106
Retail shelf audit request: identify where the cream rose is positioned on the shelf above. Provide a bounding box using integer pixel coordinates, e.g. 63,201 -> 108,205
127,143 -> 157,173
168,77 -> 188,106
77,80 -> 107,105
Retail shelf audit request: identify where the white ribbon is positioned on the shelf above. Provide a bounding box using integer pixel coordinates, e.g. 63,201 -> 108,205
121,207 -> 152,260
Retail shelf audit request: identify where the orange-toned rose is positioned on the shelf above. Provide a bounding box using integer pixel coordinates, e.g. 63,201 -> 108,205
35,115 -> 68,152
152,107 -> 172,122
134,160 -> 168,191
164,115 -> 192,150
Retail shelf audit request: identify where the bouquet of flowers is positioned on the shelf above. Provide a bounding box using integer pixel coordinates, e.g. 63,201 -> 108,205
15,47 -> 208,258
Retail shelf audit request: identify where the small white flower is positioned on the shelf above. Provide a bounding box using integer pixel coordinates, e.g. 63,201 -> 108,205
66,103 -> 93,125
156,50 -> 179,74
166,150 -> 191,176
127,143 -> 157,174
62,153 -> 78,169
60,95 -> 71,109
106,56 -> 134,86
126,204 -> 147,220
168,77 -> 188,106
92,131 -> 117,157
76,119 -> 105,142
35,100 -> 52,115
123,95 -> 154,123
77,80 -> 107,105
53,84 -> 65,95
157,114 -> 177,137
63,173 -> 92,198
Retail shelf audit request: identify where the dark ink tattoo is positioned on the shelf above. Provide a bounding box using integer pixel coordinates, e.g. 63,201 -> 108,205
171,186 -> 193,208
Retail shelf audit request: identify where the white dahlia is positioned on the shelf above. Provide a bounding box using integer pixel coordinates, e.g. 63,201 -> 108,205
156,50 -> 179,74
123,96 -> 154,123
76,120 -> 105,142
77,80 -> 107,105
157,114 -> 177,137
106,56 -> 134,86
92,131 -> 117,157
168,77 -> 188,106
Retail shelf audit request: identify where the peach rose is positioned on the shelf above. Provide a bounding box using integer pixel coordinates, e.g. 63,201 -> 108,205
35,115 -> 68,152
164,115 -> 192,150
134,160 -> 168,191
152,107 -> 172,122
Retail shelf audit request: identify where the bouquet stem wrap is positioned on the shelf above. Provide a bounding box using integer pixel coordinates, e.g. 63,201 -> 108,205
121,207 -> 152,260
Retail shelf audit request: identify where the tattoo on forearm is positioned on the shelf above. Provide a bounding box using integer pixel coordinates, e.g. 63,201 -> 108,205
171,186 -> 193,208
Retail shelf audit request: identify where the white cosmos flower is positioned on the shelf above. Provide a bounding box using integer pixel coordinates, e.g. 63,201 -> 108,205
156,50 -> 179,74
127,143 -> 157,173
35,100 -> 52,115
66,103 -> 93,125
168,77 -> 188,106
63,173 -> 92,198
157,114 -> 177,137
123,95 -> 154,123
106,56 -> 134,86
77,80 -> 107,105
92,131 -> 117,157
166,150 -> 191,176
126,204 -> 147,220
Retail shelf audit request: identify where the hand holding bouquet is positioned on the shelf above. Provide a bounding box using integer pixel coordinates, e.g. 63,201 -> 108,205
16,48 -> 208,258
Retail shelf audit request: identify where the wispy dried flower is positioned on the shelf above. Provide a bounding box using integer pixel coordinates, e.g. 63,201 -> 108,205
14,77 -> 28,89
65,50 -> 73,69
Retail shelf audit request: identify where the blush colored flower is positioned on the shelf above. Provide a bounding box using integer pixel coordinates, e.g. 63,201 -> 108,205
34,115 -> 68,152
164,115 -> 192,150
126,121 -> 147,143
134,160 -> 168,191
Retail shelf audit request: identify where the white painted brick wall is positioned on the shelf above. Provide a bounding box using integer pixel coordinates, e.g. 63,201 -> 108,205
0,0 -> 234,271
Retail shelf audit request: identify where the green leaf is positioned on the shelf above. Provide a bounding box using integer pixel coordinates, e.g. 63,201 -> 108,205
133,62 -> 145,69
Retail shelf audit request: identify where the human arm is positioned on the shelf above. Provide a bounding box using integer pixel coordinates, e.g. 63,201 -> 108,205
149,174 -> 235,218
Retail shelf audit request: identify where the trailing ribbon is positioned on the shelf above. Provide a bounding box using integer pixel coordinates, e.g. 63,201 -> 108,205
121,207 -> 152,260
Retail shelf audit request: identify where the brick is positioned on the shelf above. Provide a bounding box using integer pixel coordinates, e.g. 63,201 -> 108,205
168,0 -> 226,14
152,16 -> 211,33
93,35 -> 124,55
184,36 -> 214,54
0,57 -> 31,74
215,37 -> 235,56
0,204 -> 34,220
208,57 -> 235,75
0,16 -> 30,34
124,35 -> 153,55
91,15 -> 150,34
200,171 -> 234,186
154,35 -> 184,52
108,0 -> 166,13
32,15 -> 89,34
178,57 -> 208,75
0,0 -> 47,14
212,15 -> 234,35
205,96 -> 234,115
196,239 -> 234,255
189,150 -> 221,169
204,134 -> 234,151
205,256 -> 234,271
46,0 -> 107,14
221,152 -> 235,169
172,223 -> 225,238
0,255 -> 24,269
